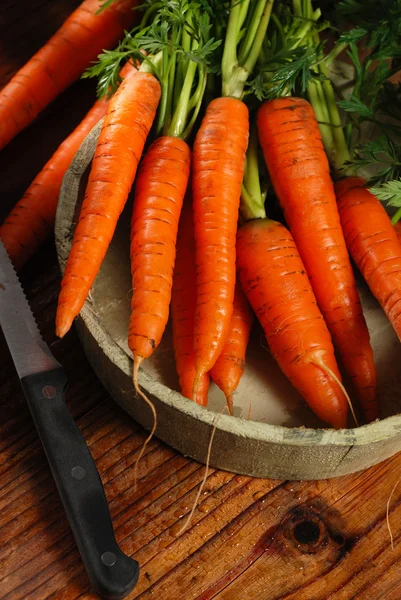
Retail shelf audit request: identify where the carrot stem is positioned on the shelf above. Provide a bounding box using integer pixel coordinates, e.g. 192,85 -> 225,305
290,0 -> 351,172
391,208 -> 401,225
241,124 -> 266,221
238,0 -> 268,66
166,52 -> 198,138
222,0 -> 275,99
181,68 -> 207,141
243,0 -> 275,75
307,79 -> 335,162
139,1 -> 163,28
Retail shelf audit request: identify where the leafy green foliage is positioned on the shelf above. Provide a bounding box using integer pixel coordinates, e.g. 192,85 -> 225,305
249,45 -> 322,100
337,95 -> 374,120
328,0 -> 401,182
338,0 -> 401,60
370,179 -> 401,207
248,0 -> 328,101
84,0 -> 221,99
376,82 -> 401,124
346,137 -> 401,186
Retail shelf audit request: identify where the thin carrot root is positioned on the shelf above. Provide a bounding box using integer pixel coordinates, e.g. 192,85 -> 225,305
386,475 -> 401,550
226,395 -> 234,416
247,400 -> 253,421
309,351 -> 359,427
192,370 -> 205,403
132,355 -> 157,491
175,407 -> 226,537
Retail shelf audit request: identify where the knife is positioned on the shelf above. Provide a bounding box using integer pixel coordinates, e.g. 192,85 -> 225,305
0,239 -> 139,600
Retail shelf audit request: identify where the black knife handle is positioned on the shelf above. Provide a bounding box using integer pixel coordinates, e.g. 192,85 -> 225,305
20,368 -> 139,600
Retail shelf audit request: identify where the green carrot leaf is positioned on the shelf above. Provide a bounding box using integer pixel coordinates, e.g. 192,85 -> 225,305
346,137 -> 401,186
338,27 -> 367,45
370,180 -> 401,207
249,44 -> 321,100
337,96 -> 375,120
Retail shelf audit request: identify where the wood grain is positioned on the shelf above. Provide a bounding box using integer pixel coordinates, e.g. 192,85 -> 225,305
2,2 -> 401,599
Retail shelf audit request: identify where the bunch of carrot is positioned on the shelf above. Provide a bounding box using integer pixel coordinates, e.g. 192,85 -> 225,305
2,0 -> 401,432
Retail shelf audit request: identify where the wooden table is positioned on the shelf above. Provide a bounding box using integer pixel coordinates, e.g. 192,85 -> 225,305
2,2 -> 401,598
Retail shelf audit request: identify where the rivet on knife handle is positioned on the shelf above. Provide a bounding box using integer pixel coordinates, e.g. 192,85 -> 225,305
20,367 -> 139,600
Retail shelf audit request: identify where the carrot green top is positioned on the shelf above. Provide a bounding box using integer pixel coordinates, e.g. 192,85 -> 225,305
84,0 -> 220,140
240,124 -> 267,222
292,0 -> 401,222
248,0 -> 401,222
221,0 -> 275,99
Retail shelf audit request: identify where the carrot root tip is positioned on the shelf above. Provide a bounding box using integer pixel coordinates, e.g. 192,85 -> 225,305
192,369 -> 205,403
309,352 -> 359,428
132,355 -> 157,491
226,394 -> 234,416
175,407 -> 226,537
387,475 -> 401,550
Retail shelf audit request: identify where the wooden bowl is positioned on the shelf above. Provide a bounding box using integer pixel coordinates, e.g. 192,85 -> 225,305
55,119 -> 401,481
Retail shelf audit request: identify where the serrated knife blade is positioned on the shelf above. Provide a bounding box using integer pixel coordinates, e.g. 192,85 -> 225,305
0,239 -> 139,599
0,240 -> 61,378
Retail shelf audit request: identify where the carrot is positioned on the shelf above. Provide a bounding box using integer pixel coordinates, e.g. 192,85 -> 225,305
129,135 -> 191,381
192,98 -> 249,389
0,62 -> 136,271
171,199 -> 210,406
55,70 -> 161,338
336,177 -> 401,348
210,280 -> 254,415
237,219 -> 350,429
191,0 -> 274,398
0,0 -> 139,151
257,97 -> 377,423
236,123 -> 352,429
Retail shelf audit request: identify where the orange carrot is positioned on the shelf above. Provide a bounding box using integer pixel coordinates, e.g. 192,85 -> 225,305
210,280 -> 254,414
190,0 -> 275,399
336,177 -> 401,352
237,218 -> 350,429
0,0 -> 139,151
0,61 -> 136,271
56,70 -> 161,338
129,135 -> 191,378
171,198 -> 210,406
192,97 -> 249,395
128,135 -> 191,486
257,97 -> 377,423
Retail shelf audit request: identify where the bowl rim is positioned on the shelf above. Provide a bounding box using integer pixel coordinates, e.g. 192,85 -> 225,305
78,298 -> 401,448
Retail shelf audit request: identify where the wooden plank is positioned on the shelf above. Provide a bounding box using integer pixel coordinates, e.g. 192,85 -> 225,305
2,2 -> 401,600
